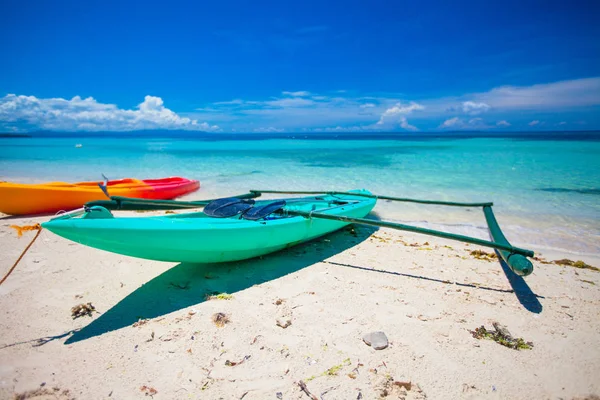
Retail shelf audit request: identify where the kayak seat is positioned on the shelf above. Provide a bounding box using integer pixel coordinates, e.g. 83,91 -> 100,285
82,206 -> 114,219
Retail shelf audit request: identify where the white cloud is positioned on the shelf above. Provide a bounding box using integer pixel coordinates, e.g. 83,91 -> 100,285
529,120 -> 540,126
439,117 -> 489,130
440,117 -> 462,128
282,91 -> 311,97
213,99 -> 245,105
0,94 -> 220,132
192,77 -> 600,131
475,77 -> 600,110
14,76 -> 593,133
462,101 -> 490,115
398,116 -> 418,131
377,102 -> 424,125
266,97 -> 314,108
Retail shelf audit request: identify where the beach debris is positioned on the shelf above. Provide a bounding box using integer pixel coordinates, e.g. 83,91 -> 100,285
470,322 -> 533,350
9,223 -> 42,237
462,384 -> 477,393
205,292 -> 234,300
277,319 -> 292,329
250,335 -> 263,345
351,361 -> 364,378
532,256 -> 553,264
553,259 -> 599,272
212,312 -> 230,327
470,250 -> 497,261
276,392 -> 283,399
225,355 -> 250,367
274,298 -> 285,305
297,380 -> 318,400
362,331 -> 389,350
320,385 -> 340,399
140,385 -> 157,397
164,210 -> 176,214
276,300 -> 293,328
374,376 -> 425,399
133,318 -> 149,327
173,310 -> 197,323
13,386 -> 74,400
71,302 -> 96,319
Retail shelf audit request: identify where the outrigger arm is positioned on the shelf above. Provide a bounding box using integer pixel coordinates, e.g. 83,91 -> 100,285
251,190 -> 534,277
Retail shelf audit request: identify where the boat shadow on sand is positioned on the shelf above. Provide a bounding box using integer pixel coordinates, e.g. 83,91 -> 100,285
65,216 -> 381,344
64,213 -> 542,344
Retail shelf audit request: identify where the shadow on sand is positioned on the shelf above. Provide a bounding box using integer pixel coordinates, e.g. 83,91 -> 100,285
65,217 -> 380,344
497,255 -> 543,314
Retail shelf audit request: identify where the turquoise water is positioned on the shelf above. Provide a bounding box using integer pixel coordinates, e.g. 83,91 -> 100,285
1,133 -> 599,256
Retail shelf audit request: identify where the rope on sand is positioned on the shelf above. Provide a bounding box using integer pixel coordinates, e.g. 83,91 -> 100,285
1,224 -> 43,285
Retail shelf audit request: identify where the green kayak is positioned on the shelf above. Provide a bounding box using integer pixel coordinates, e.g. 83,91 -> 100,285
42,189 -> 376,263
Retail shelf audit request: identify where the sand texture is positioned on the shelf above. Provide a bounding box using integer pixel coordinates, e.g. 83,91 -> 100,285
1,213 -> 599,399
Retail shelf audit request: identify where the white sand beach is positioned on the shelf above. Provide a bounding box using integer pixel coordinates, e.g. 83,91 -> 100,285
1,212 -> 599,400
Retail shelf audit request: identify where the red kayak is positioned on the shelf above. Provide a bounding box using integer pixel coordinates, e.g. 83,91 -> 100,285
0,177 -> 200,215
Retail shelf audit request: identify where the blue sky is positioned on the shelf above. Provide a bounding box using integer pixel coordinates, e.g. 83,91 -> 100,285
1,0 -> 599,133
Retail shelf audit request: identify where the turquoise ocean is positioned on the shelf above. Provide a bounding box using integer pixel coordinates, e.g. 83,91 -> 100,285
1,132 -> 599,257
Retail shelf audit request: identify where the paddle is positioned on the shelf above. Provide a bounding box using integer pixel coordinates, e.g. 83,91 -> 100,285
86,193 -> 261,211
203,197 -> 255,218
97,174 -> 110,199
241,200 -> 286,220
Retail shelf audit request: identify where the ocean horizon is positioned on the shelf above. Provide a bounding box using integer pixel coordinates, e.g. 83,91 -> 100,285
1,130 -> 599,258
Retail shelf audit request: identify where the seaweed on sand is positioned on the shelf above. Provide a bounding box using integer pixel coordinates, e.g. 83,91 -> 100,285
470,322 -> 533,350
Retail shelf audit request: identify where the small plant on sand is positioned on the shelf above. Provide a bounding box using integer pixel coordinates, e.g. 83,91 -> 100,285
306,358 -> 352,381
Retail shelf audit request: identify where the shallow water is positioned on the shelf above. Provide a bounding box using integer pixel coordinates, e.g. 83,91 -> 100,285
1,132 -> 599,256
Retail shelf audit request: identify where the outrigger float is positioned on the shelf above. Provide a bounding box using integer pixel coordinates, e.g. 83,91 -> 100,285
42,189 -> 534,276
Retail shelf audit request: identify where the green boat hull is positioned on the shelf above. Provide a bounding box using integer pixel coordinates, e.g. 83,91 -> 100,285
42,190 -> 376,263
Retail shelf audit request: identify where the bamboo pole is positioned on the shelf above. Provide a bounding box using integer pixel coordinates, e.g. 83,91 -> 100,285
250,190 -> 493,207
283,209 -> 534,258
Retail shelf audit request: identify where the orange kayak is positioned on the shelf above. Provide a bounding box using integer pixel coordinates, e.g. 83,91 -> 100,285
0,177 -> 200,216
